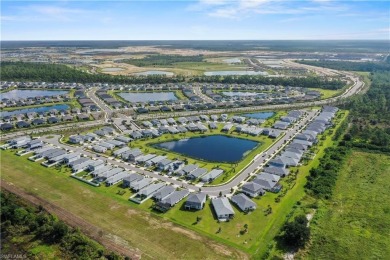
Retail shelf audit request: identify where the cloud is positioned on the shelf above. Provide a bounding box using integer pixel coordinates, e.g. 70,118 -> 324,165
2,3 -> 107,23
191,0 -> 351,19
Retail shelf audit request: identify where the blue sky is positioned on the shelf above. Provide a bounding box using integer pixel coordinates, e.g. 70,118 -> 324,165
1,0 -> 389,40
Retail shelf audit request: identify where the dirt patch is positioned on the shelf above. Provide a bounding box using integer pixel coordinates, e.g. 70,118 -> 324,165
126,208 -> 139,217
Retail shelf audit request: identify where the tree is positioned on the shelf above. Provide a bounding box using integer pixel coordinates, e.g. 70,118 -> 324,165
244,224 -> 248,233
52,221 -> 69,242
281,215 -> 310,248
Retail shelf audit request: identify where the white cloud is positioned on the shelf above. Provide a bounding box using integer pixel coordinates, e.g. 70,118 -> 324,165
192,0 -> 351,19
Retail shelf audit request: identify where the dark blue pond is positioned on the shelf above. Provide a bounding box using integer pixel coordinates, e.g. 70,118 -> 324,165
242,112 -> 275,119
1,104 -> 70,118
153,135 -> 259,163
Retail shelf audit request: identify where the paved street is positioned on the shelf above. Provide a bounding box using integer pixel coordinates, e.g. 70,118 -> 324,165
193,86 -> 216,103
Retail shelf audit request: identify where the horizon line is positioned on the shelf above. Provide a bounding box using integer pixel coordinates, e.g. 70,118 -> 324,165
1,39 -> 389,41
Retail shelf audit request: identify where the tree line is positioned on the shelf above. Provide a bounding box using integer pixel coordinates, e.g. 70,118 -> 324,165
191,74 -> 345,90
0,62 -> 185,84
341,71 -> 390,152
1,191 -> 124,260
0,62 -> 345,90
297,59 -> 390,72
120,54 -> 204,67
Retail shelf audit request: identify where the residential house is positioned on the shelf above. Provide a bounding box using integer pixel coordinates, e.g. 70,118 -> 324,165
201,169 -> 224,183
231,193 -> 256,212
212,197 -> 235,221
154,190 -> 190,212
122,173 -> 144,188
241,182 -> 265,198
187,168 -> 207,180
185,193 -> 207,210
153,185 -> 175,201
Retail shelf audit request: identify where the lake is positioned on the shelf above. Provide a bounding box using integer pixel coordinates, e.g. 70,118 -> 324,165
153,135 -> 259,163
1,104 -> 70,118
102,67 -> 125,72
134,71 -> 174,76
222,92 -> 267,97
1,90 -> 68,101
118,92 -> 178,102
242,112 -> 275,119
204,71 -> 268,76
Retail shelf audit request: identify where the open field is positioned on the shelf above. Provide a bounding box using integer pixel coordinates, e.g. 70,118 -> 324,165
297,150 -> 390,260
0,110 -> 349,258
96,59 -> 248,76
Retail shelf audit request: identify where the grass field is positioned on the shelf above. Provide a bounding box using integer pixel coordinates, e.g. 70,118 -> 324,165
308,88 -> 340,99
169,61 -> 248,75
297,150 -> 390,260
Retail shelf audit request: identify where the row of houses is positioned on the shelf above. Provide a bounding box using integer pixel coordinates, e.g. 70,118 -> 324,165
96,90 -> 125,109
3,136 -> 44,150
211,193 -> 260,221
141,114 -> 237,130
92,139 -> 127,153
0,114 -> 92,131
269,106 -> 338,169
130,122 -> 209,140
273,110 -> 305,130
1,93 -> 71,108
1,107 -> 89,123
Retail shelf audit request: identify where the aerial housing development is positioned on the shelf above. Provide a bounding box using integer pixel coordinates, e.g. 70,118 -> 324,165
1,2 -> 389,257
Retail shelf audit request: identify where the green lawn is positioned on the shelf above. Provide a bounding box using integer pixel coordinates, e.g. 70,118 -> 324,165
297,150 -> 390,260
308,88 -> 340,99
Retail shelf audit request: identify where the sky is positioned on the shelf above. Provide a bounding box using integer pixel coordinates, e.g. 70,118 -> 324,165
1,0 -> 389,40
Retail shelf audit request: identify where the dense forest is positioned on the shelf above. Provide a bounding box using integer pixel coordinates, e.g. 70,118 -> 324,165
0,62 -> 184,84
120,54 -> 204,67
305,146 -> 350,199
342,71 -> 390,152
297,60 -> 390,72
0,62 -> 345,90
1,191 -> 123,259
